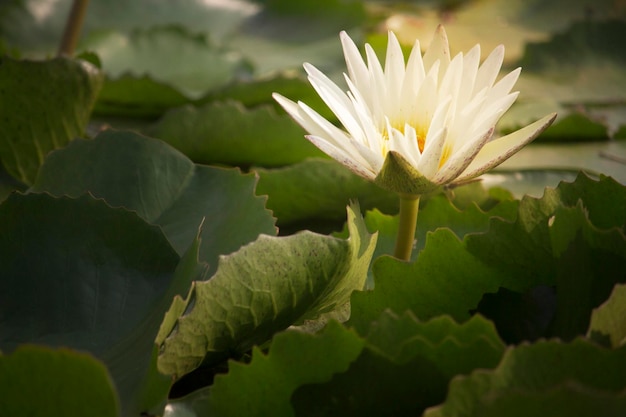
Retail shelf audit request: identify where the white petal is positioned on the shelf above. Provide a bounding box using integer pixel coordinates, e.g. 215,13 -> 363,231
273,93 -> 336,141
304,63 -> 367,144
402,39 -> 425,98
434,127 -> 493,184
456,113 -> 557,182
384,31 -> 405,105
365,43 -> 387,116
306,135 -> 378,180
387,123 -> 419,168
470,92 -> 519,134
416,127 -> 447,178
487,67 -> 521,101
457,44 -> 480,107
423,24 -> 450,74
340,31 -> 370,95
473,44 -> 504,93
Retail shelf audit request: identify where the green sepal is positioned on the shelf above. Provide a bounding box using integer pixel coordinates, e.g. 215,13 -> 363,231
374,151 -> 440,195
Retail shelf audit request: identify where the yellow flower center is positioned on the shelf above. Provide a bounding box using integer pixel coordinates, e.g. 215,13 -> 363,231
381,120 -> 452,169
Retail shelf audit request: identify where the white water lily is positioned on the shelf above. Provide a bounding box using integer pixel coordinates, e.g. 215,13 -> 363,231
273,25 -> 556,195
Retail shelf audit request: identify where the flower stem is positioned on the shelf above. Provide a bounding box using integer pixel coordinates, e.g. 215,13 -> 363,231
393,194 -> 420,261
57,0 -> 90,57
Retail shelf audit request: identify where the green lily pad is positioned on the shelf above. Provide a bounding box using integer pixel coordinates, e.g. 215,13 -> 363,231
0,56 -> 103,185
156,203 -> 377,377
201,71 -> 333,120
292,313 -> 505,417
348,228 -> 504,335
350,173 -> 626,342
424,339 -> 626,417
0,345 -> 119,417
208,321 -> 364,417
31,129 -> 277,274
255,158 -> 399,227
0,192 -> 183,415
94,74 -> 190,118
148,101 -> 325,167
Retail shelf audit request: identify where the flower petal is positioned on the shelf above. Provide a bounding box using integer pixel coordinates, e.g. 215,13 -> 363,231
307,135 -> 377,180
423,24 -> 450,75
416,126 -> 446,178
456,113 -> 557,182
473,44 -> 504,93
340,31 -> 370,95
434,127 -> 493,184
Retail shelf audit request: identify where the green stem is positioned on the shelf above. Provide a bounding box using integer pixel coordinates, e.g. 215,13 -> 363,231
57,0 -> 90,57
393,194 -> 420,261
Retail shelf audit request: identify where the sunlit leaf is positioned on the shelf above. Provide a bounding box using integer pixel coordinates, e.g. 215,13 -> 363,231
208,321 -> 364,417
588,284 -> 626,348
156,204 -> 376,377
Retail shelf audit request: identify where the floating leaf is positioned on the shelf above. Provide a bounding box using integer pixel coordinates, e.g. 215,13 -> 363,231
0,192 -> 182,414
255,158 -> 398,227
0,346 -> 119,417
425,339 -> 626,417
201,71 -> 333,120
350,173 -> 626,342
348,229 -> 503,335
94,74 -> 189,118
207,321 -> 364,417
292,313 -> 505,417
148,101 -> 325,167
31,129 -> 277,274
0,56 -> 103,185
588,284 -> 626,348
157,204 -> 377,377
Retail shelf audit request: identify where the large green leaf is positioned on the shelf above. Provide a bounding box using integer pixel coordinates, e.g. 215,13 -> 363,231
0,56 -> 103,185
425,339 -> 626,417
201,71 -> 333,120
350,173 -> 626,342
156,203 -> 377,377
348,229 -> 504,335
0,192 -> 182,415
207,321 -> 364,417
0,345 -> 119,417
31,129 -> 277,274
292,313 -> 505,417
255,158 -> 398,227
467,173 -> 626,280
148,101 -> 325,167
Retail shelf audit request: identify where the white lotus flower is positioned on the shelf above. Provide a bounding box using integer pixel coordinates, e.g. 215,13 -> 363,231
273,25 -> 556,195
